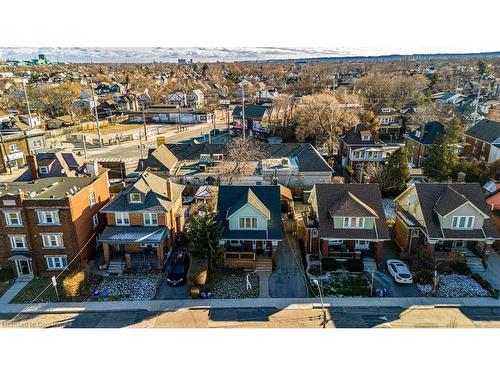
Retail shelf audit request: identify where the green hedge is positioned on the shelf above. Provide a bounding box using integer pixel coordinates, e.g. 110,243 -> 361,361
321,258 -> 338,271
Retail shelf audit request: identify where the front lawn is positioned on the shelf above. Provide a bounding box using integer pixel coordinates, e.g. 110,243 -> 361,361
0,269 -> 15,298
0,280 -> 14,298
317,273 -> 371,297
204,270 -> 259,298
10,274 -> 103,304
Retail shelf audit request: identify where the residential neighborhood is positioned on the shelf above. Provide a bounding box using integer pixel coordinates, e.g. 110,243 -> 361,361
1,47 -> 500,333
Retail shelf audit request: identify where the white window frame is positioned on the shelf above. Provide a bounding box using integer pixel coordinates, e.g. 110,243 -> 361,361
38,166 -> 49,174
9,144 -> 20,153
4,211 -> 22,226
115,212 -> 130,226
130,193 -> 142,203
239,217 -> 258,229
328,239 -> 343,245
89,191 -> 96,207
451,216 -> 475,229
143,212 -> 158,226
9,234 -> 27,250
343,217 -> 365,229
41,233 -> 64,248
46,256 -> 68,270
37,210 -> 60,225
361,135 -> 370,141
92,213 -> 99,229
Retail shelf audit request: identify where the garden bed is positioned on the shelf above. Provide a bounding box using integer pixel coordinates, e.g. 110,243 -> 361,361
92,274 -> 162,301
204,270 -> 259,298
417,274 -> 490,298
317,273 -> 371,297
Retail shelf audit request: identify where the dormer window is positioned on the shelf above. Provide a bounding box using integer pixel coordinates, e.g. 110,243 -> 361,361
130,193 -> 142,203
361,135 -> 370,141
382,107 -> 390,113
343,217 -> 365,228
39,166 -> 49,174
451,216 -> 474,229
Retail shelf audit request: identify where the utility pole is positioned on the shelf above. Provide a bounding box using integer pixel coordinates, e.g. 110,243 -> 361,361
21,76 -> 34,128
0,134 -> 12,175
82,134 -> 88,159
471,75 -> 483,130
240,81 -> 246,140
313,279 -> 327,328
139,128 -> 144,160
89,77 -> 103,147
142,102 -> 148,141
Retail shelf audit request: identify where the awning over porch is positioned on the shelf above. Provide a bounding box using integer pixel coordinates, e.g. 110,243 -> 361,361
8,251 -> 32,261
98,226 -> 169,244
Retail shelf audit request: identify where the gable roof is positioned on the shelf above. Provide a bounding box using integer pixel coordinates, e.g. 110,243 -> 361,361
339,123 -> 383,146
101,171 -> 184,213
151,143 -> 332,173
328,191 -> 379,218
465,119 -> 500,145
312,184 -> 389,240
227,188 -> 271,219
137,143 -> 178,171
407,121 -> 445,145
413,183 -> 499,239
216,185 -> 282,240
232,104 -> 268,119
433,186 -> 469,216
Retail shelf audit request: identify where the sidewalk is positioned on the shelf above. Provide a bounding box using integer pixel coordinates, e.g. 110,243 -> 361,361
1,296 -> 499,314
0,280 -> 30,304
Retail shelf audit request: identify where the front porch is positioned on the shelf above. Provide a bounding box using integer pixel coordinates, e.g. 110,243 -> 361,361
320,239 -> 383,262
221,239 -> 278,270
98,226 -> 170,271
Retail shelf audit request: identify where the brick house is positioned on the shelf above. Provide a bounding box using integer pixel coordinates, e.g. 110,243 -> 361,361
463,119 -> 500,164
338,123 -> 385,182
98,171 -> 185,271
405,121 -> 445,167
0,171 -> 110,278
394,183 -> 500,267
303,183 -> 390,263
0,129 -> 47,173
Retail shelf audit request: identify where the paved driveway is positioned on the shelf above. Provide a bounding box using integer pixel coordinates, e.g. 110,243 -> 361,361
269,234 -> 308,298
483,251 -> 500,290
154,251 -> 190,300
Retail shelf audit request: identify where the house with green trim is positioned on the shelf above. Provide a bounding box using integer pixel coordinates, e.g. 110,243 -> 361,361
216,185 -> 282,269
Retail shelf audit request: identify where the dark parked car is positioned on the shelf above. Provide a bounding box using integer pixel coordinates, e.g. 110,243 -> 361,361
209,128 -> 221,137
166,252 -> 190,286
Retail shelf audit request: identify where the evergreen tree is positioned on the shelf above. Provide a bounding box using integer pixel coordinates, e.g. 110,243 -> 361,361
186,205 -> 223,271
422,135 -> 457,181
360,110 -> 381,134
451,159 -> 488,183
445,117 -> 463,144
386,147 -> 410,193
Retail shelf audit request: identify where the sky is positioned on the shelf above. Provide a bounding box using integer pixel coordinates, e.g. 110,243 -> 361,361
0,47 -> 497,64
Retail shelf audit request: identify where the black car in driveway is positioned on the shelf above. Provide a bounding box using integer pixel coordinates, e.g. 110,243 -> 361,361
166,252 -> 190,286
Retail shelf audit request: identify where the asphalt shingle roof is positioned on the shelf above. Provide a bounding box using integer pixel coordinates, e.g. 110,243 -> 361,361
433,186 -> 468,216
414,183 -> 499,239
313,184 -> 389,240
227,188 -> 271,219
216,185 -> 282,241
407,121 -> 445,145
465,119 -> 500,145
339,123 -> 384,146
232,104 -> 268,119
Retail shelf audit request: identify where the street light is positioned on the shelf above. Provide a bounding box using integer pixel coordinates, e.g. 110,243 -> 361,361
312,279 -> 327,328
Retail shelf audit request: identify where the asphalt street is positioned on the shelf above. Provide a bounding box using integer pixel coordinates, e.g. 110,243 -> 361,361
1,306 -> 499,328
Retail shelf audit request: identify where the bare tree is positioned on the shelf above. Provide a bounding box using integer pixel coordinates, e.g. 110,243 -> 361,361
410,102 -> 450,127
268,94 -> 295,138
362,163 -> 400,192
294,89 -> 361,153
221,138 -> 269,185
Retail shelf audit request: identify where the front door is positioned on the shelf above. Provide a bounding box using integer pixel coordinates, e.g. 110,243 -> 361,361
15,259 -> 32,277
354,240 -> 370,250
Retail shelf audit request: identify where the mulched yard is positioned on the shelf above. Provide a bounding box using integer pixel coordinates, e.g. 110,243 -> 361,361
417,274 -> 490,298
91,274 -> 162,301
204,270 -> 259,298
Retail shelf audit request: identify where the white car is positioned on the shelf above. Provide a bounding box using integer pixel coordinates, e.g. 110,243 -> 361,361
386,259 -> 413,284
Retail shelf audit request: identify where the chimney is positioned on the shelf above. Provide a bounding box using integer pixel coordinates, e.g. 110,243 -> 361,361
26,154 -> 39,180
166,179 -> 173,198
457,172 -> 466,183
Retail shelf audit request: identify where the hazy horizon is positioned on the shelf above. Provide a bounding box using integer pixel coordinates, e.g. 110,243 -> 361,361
1,47 -> 498,64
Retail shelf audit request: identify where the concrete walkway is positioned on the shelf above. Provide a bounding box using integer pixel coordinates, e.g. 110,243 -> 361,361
257,272 -> 271,298
1,296 -> 499,315
0,280 -> 30,304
